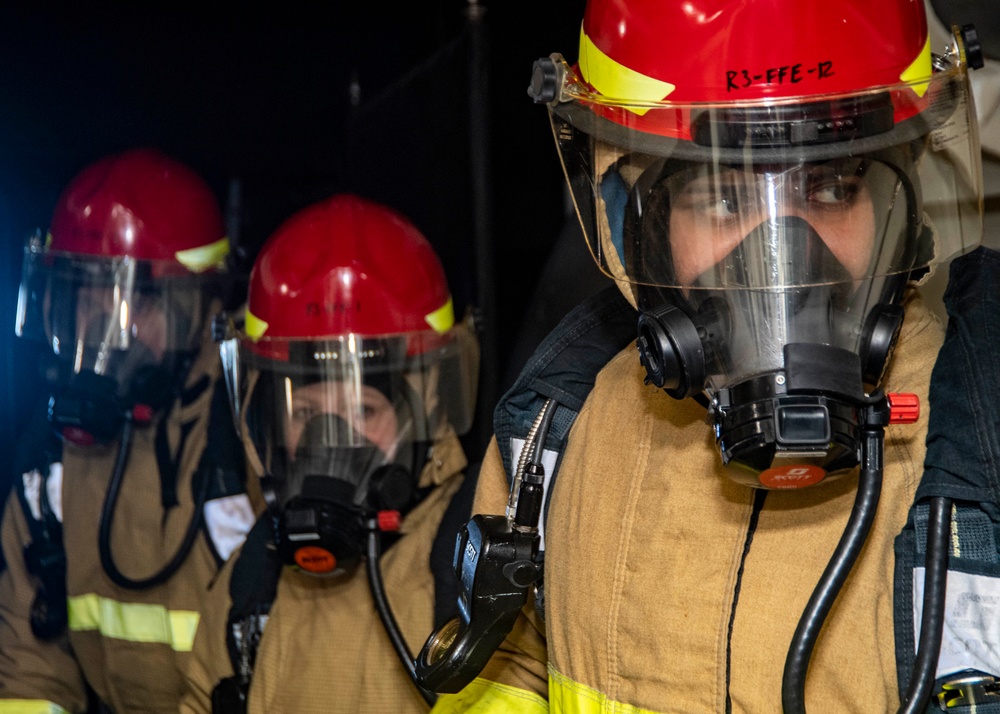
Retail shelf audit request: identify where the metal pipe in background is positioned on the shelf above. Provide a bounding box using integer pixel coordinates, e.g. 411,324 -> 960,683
466,0 -> 499,456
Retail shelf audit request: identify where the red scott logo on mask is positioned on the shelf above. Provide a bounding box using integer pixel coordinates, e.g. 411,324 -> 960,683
294,546 -> 337,574
758,464 -> 827,489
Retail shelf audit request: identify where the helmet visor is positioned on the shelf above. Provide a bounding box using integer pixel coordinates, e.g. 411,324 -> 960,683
550,57 -> 983,289
16,249 -> 219,387
225,322 -> 478,503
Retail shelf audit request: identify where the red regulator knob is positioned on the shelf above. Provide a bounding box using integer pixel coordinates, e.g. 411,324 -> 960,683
887,393 -> 920,424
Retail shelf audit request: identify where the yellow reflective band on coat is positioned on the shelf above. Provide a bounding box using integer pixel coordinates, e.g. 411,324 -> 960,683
900,35 -> 932,97
425,296 -> 455,334
175,236 -> 231,273
67,593 -> 199,652
430,678 -> 548,714
578,26 -> 675,116
549,668 -> 659,714
0,701 -> 70,714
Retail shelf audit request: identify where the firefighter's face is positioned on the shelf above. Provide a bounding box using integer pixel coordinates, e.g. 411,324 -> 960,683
667,162 -> 876,287
284,381 -> 399,457
73,285 -> 168,362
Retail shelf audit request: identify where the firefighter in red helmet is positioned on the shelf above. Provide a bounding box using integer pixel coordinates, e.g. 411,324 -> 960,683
180,193 -> 479,713
0,148 -> 257,713
418,0 -> 985,712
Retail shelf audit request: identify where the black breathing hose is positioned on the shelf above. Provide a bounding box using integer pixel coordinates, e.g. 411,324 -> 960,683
98,411 -> 213,590
781,427 -> 953,714
366,525 -> 439,708
897,495 -> 952,714
782,427 -> 885,713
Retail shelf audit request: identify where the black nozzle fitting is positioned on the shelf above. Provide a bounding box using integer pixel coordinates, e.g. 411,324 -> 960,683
528,57 -> 559,104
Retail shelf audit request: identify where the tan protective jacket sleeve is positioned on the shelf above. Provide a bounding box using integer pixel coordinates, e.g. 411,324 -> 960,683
181,430 -> 470,714
433,290 -> 943,714
0,331 -> 257,714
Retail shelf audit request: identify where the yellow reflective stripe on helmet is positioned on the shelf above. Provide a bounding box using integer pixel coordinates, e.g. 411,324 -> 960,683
431,678 -> 548,714
578,25 -> 675,116
549,668 -> 659,714
0,701 -> 70,714
67,593 -> 199,652
900,34 -> 932,97
175,236 -> 230,273
425,296 -> 455,334
244,308 -> 269,340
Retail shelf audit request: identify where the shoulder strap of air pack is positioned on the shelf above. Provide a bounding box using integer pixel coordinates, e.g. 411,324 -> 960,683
11,399 -> 67,639
216,514 -> 281,711
894,247 -> 1000,713
494,285 -> 637,546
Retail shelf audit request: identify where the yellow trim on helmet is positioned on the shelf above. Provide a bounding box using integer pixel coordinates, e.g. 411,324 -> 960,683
244,309 -> 269,340
175,236 -> 230,273
67,593 -> 199,652
900,35 -> 932,98
425,296 -> 455,334
578,25 -> 676,116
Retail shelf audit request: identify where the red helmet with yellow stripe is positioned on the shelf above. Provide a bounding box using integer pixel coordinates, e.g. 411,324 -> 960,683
243,194 -> 455,355
575,0 -> 933,140
47,148 -> 228,268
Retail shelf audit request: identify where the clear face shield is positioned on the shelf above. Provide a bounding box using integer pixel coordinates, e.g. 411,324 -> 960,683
552,63 -> 982,390
545,47 -> 983,486
222,322 -> 478,573
15,239 -> 221,442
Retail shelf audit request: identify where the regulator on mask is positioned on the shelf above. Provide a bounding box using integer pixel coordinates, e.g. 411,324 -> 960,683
624,152 -> 923,487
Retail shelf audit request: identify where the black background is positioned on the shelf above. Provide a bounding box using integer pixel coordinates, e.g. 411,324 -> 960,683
0,0 -> 588,487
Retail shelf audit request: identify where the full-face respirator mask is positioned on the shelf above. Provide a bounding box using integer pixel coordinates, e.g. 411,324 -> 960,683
621,149 -> 926,486
237,341 -> 433,577
16,236 -> 219,445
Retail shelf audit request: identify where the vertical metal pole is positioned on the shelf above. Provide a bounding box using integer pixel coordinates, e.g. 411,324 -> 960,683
466,0 -> 499,455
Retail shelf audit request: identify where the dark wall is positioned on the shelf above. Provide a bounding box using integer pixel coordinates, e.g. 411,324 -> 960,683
0,2 -> 586,489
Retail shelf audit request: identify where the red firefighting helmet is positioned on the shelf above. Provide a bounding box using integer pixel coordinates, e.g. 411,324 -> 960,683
573,0 -> 933,141
48,147 -> 228,269
244,193 -> 454,351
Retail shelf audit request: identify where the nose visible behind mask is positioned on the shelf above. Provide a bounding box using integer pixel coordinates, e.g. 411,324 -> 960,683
686,216 -> 856,390
282,413 -> 388,508
274,413 -> 416,576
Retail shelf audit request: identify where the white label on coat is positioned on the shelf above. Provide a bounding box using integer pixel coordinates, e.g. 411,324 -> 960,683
509,438 -> 558,553
914,566 -> 1000,679
204,494 -> 255,561
21,462 -> 64,523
